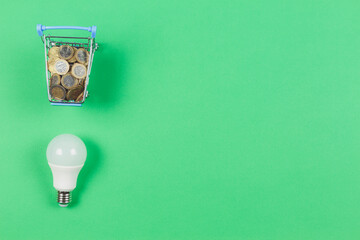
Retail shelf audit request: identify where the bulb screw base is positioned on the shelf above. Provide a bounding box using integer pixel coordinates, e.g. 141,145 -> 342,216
57,191 -> 71,207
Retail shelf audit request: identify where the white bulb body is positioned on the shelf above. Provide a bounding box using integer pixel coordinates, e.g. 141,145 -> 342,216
49,163 -> 84,191
46,134 -> 87,192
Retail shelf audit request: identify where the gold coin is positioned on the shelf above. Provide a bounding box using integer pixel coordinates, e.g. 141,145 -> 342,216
75,92 -> 84,102
59,45 -> 74,60
61,73 -> 79,90
48,47 -> 60,59
50,73 -> 61,86
68,54 -> 77,63
78,78 -> 86,87
50,85 -> 66,100
67,46 -> 78,63
75,48 -> 89,64
66,85 -> 84,101
71,63 -> 87,78
54,59 -> 70,75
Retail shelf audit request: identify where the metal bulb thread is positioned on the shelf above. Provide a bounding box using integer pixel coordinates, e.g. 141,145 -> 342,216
57,191 -> 71,207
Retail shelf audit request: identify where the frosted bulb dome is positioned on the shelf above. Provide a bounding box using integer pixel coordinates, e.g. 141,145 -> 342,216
47,134 -> 87,166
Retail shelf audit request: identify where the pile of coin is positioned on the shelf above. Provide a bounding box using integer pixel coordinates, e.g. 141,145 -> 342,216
47,45 -> 89,102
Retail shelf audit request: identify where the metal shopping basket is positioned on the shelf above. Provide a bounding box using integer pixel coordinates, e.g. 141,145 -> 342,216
37,24 -> 99,106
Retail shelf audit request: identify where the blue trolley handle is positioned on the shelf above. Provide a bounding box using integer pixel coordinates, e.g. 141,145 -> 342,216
37,24 -> 97,38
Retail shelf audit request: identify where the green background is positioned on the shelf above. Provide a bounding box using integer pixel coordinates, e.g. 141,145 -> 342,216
0,0 -> 359,239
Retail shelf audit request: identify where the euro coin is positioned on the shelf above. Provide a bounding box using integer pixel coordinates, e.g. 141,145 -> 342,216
75,48 -> 89,64
68,53 -> 77,63
59,45 -> 74,60
78,78 -> 86,87
75,92 -> 84,102
47,58 -> 58,73
68,46 -> 78,63
71,63 -> 87,78
50,85 -> 66,100
48,47 -> 60,59
50,73 -> 61,86
66,85 -> 84,101
61,73 -> 79,90
54,59 -> 70,75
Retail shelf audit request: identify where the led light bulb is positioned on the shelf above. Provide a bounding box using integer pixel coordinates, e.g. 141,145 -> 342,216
46,134 -> 87,207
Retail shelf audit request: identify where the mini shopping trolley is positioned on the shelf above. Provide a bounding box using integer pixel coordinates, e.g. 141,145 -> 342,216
37,24 -> 99,106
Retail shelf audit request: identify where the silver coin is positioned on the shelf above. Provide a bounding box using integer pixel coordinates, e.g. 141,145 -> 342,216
76,49 -> 88,63
61,74 -> 77,89
55,60 -> 69,74
59,45 -> 73,59
73,65 -> 86,77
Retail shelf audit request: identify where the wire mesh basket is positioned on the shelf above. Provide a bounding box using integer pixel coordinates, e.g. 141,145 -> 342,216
37,24 -> 99,106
